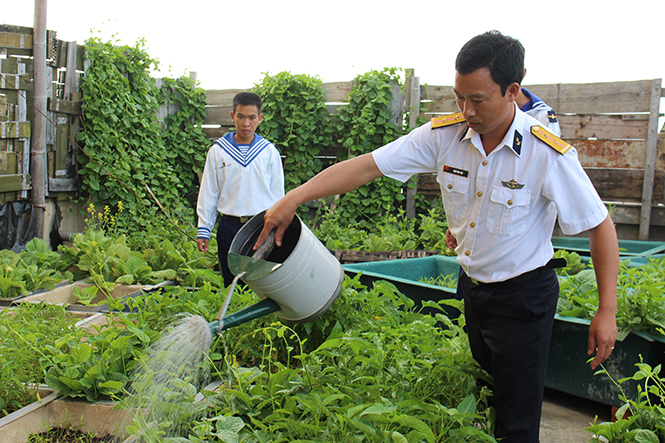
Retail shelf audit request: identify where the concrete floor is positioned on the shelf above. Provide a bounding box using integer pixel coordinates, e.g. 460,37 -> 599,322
540,388 -> 613,442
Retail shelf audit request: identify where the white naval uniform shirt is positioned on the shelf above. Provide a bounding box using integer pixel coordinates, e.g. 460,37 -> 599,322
521,88 -> 561,137
372,105 -> 607,283
196,132 -> 285,240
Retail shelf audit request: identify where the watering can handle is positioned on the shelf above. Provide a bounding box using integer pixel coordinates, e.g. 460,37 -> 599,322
252,229 -> 276,260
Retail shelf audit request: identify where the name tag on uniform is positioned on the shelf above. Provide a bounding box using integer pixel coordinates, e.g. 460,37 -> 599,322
443,165 -> 469,177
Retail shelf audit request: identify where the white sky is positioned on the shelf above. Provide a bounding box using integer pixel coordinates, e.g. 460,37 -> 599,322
4,0 -> 664,96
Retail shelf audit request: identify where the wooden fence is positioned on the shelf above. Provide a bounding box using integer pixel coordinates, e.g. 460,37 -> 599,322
0,23 -> 86,245
203,76 -> 665,240
1,21 -> 664,242
0,24 -> 84,200
417,79 -> 665,241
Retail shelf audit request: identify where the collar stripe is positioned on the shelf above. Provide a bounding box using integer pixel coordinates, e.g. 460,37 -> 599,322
215,137 -> 270,167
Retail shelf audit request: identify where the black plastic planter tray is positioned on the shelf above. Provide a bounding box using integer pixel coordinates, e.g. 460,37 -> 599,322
546,315 -> 665,406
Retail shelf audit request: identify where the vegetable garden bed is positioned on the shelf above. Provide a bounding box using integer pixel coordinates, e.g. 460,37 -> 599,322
0,392 -> 129,443
18,281 -> 146,309
342,252 -> 665,409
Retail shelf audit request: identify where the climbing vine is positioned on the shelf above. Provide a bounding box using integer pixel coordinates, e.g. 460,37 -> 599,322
158,76 -> 209,208
253,72 -> 334,194
76,37 -> 208,243
76,39 -> 434,240
331,68 -> 408,227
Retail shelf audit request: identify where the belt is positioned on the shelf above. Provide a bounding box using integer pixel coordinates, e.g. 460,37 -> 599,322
468,257 -> 567,287
221,214 -> 251,224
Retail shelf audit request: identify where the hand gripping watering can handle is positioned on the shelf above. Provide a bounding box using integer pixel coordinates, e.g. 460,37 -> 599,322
211,230 -> 279,333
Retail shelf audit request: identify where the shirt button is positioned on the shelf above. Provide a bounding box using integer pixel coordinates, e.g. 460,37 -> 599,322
477,191 -> 483,197
447,184 -> 453,189
482,160 -> 488,166
507,200 -> 513,205
464,250 -> 470,256
470,222 -> 476,228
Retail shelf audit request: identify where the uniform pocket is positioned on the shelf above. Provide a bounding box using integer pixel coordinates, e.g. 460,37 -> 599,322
486,186 -> 531,236
439,173 -> 470,226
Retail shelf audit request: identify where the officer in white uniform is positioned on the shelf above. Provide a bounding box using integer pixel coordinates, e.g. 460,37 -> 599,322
253,31 -> 619,443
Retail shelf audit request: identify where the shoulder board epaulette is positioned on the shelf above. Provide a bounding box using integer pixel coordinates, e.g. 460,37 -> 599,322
531,125 -> 572,155
431,112 -> 466,129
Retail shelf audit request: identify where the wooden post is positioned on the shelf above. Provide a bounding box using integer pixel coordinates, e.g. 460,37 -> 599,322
638,78 -> 663,240
32,0 -> 48,240
405,69 -> 420,219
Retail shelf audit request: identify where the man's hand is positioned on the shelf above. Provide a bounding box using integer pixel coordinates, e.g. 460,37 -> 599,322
253,153 -> 384,250
197,238 -> 208,253
254,195 -> 298,250
587,215 -> 619,370
588,306 -> 617,370
445,228 -> 458,250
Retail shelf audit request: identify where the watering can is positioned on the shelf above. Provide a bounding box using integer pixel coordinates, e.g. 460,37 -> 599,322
208,210 -> 344,335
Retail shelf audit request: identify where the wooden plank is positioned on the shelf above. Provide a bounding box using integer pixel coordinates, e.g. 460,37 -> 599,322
405,70 -> 419,219
204,83 -> 352,108
585,168 -> 664,204
322,81 -> 351,103
417,173 -> 439,194
203,105 -> 233,126
611,204 -> 665,228
420,80 -> 656,115
53,40 -> 83,70
0,151 -> 17,174
201,126 -> 233,140
388,82 -> 404,126
0,25 -> 33,35
0,174 -> 30,192
204,88 -> 249,106
0,32 -> 32,50
537,80 -> 654,114
1,57 -> 18,74
0,121 -> 31,139
573,139 -> 656,169
48,98 -> 81,116
0,73 -> 31,91
420,84 -> 457,114
63,41 -> 79,99
638,79 -> 663,239
559,114 -> 649,140
417,168 -> 665,204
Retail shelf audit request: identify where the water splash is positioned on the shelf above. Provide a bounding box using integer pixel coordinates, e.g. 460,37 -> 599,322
118,313 -> 214,441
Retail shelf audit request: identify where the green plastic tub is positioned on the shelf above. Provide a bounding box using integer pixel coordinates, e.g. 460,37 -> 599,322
553,236 -> 665,257
342,255 -> 461,319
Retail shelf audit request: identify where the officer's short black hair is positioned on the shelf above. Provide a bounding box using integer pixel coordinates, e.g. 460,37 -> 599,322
233,92 -> 262,114
455,30 -> 525,96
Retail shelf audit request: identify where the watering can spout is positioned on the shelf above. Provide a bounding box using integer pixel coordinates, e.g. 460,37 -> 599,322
209,298 -> 281,335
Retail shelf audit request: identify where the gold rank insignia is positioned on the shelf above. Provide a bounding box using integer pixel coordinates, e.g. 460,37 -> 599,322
502,179 -> 525,189
431,112 -> 466,129
531,125 -> 572,155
